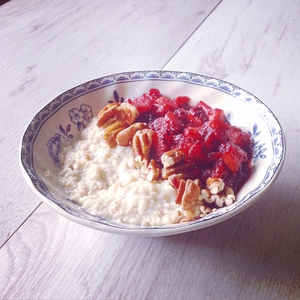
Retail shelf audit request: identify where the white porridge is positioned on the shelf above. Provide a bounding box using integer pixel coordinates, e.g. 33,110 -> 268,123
59,118 -> 187,226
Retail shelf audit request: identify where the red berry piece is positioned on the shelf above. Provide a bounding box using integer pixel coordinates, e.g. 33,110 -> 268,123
153,96 -> 178,116
227,126 -> 251,150
175,96 -> 191,108
221,143 -> 248,172
188,104 -> 209,126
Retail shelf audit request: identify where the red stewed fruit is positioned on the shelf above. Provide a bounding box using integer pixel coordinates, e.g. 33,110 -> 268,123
126,89 -> 252,192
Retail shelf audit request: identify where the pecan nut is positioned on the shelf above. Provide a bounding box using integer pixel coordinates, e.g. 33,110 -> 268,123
161,160 -> 194,180
161,149 -> 193,180
116,122 -> 147,146
97,102 -> 139,147
175,179 -> 201,210
102,120 -> 126,147
132,129 -> 154,163
206,177 -> 225,194
145,159 -> 161,181
104,125 -> 126,147
118,103 -> 140,125
97,103 -> 121,127
97,102 -> 139,128
168,173 -> 187,190
161,150 -> 185,168
201,180 -> 236,207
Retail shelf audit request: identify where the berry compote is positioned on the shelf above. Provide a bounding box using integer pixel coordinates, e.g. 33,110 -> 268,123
126,88 -> 253,193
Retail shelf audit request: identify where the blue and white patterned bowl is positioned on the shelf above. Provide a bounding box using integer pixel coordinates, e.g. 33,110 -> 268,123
20,70 -> 285,236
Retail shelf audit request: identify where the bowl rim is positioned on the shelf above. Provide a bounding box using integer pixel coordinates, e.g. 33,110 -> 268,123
19,70 -> 286,236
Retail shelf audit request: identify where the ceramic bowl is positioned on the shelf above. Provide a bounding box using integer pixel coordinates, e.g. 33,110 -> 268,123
20,70 -> 285,236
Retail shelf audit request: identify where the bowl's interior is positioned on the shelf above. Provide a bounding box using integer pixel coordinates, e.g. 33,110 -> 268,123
20,71 -> 285,236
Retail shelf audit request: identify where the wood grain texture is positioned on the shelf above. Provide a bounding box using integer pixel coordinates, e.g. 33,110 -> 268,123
1,198 -> 300,299
164,0 -> 300,297
1,0 -> 300,299
0,0 -> 220,246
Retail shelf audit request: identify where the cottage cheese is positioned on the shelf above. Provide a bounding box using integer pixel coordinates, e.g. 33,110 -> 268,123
59,118 -> 187,226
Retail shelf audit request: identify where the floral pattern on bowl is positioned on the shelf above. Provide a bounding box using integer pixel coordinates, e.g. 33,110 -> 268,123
20,70 -> 285,237
47,104 -> 93,166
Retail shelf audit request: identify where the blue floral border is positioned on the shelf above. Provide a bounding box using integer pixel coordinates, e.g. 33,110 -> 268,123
20,70 -> 285,232
47,104 -> 93,166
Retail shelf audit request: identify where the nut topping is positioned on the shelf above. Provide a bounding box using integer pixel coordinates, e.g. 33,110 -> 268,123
182,179 -> 201,210
168,173 -> 187,190
146,159 -> 161,181
161,150 -> 185,168
161,160 -> 194,180
160,150 -> 194,180
102,119 -> 126,147
206,177 -> 225,194
175,179 -> 186,205
97,102 -> 139,128
116,122 -> 147,146
132,129 -> 154,163
97,102 -> 139,147
174,179 -> 201,210
224,187 -> 235,205
104,126 -> 126,148
97,103 -> 121,127
104,120 -> 125,135
118,103 -> 140,125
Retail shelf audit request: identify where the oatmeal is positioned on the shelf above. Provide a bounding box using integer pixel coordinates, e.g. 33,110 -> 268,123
59,118 -> 187,226
59,89 -> 252,226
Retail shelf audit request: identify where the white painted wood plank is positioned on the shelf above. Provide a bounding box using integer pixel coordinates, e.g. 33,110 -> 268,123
1,200 -> 300,299
0,0 -> 220,246
165,0 -> 300,118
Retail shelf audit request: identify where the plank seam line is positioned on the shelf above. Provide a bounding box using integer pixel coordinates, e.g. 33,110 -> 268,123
161,0 -> 223,69
0,202 -> 43,249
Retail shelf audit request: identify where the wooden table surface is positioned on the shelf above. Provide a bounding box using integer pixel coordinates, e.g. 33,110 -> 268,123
1,0 -> 300,299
